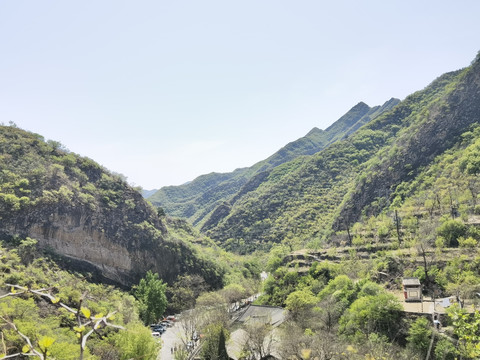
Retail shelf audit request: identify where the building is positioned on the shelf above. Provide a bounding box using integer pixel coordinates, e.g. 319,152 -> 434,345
402,277 -> 422,302
235,305 -> 286,327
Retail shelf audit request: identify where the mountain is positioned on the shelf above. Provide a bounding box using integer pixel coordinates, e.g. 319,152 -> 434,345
0,126 -> 223,287
202,53 -> 480,253
148,98 -> 399,227
142,188 -> 158,198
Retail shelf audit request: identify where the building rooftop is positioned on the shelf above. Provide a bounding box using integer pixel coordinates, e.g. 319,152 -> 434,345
402,277 -> 421,286
236,305 -> 286,327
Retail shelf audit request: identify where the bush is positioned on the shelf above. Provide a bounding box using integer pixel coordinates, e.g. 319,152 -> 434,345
474,204 -> 480,215
436,219 -> 467,247
434,338 -> 456,360
407,317 -> 432,357
458,236 -> 477,248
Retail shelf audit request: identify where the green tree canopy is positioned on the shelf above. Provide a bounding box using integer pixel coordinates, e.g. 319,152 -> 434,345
114,322 -> 160,360
339,292 -> 402,340
134,271 -> 167,325
437,219 -> 467,247
200,323 -> 230,360
406,317 -> 432,357
285,288 -> 317,319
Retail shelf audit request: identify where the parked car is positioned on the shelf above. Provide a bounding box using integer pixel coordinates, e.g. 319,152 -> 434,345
153,326 -> 165,333
151,332 -> 161,337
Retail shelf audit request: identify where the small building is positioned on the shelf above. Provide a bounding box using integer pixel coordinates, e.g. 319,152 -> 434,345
402,277 -> 422,302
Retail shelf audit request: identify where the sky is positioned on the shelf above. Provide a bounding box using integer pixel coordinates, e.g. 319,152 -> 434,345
1,1 -> 479,189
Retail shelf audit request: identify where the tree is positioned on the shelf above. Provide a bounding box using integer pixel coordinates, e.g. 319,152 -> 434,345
217,329 -> 229,360
447,305 -> 480,359
406,317 -> 432,357
0,284 -> 125,360
196,291 -> 229,328
221,283 -> 246,311
200,323 -> 230,360
436,219 -> 467,247
277,324 -> 339,360
168,274 -> 208,313
179,308 -> 204,348
18,237 -> 37,265
284,289 -> 317,321
133,271 -> 167,325
242,321 -> 275,360
460,140 -> 480,175
434,338 -> 456,360
114,322 -> 160,360
317,295 -> 344,332
446,273 -> 480,308
318,275 -> 356,315
339,292 -> 402,340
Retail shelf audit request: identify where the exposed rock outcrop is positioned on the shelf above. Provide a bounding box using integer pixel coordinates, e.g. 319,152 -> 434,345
0,126 -> 223,288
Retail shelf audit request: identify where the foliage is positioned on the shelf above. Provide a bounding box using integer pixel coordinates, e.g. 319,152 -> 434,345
285,289 -> 317,319
113,322 -> 160,360
434,338 -> 456,360
339,292 -> 402,340
133,270 -> 167,325
200,323 -> 230,360
406,317 -> 432,357
318,275 -> 356,306
0,244 -> 157,358
436,219 -> 467,247
447,305 -> 480,359
0,124 -> 225,290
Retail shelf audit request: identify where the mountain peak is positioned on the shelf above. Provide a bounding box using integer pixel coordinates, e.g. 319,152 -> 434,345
305,127 -> 324,136
355,101 -> 369,108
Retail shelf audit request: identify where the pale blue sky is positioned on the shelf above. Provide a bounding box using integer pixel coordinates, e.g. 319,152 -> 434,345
1,1 -> 479,189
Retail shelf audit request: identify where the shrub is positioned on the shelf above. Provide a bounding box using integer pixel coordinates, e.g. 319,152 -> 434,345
458,236 -> 477,248
436,219 -> 467,247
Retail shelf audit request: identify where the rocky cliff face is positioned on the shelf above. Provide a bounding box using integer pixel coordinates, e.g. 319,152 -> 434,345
0,126 -> 223,288
2,195 -> 220,288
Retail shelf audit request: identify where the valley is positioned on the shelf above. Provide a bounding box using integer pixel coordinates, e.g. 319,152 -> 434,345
2,53 -> 480,359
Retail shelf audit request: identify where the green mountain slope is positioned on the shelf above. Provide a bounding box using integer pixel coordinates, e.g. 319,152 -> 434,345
204,54 -> 480,253
148,98 -> 399,227
0,125 -> 223,287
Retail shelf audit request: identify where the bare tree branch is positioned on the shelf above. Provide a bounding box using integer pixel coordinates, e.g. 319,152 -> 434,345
1,285 -> 125,359
0,317 -> 44,359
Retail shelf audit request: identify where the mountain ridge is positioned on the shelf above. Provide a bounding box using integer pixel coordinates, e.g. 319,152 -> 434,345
202,59 -> 480,252
148,98 -> 400,227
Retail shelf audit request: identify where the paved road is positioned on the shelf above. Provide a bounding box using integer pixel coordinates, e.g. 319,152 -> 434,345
159,322 -> 185,360
158,291 -> 263,359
